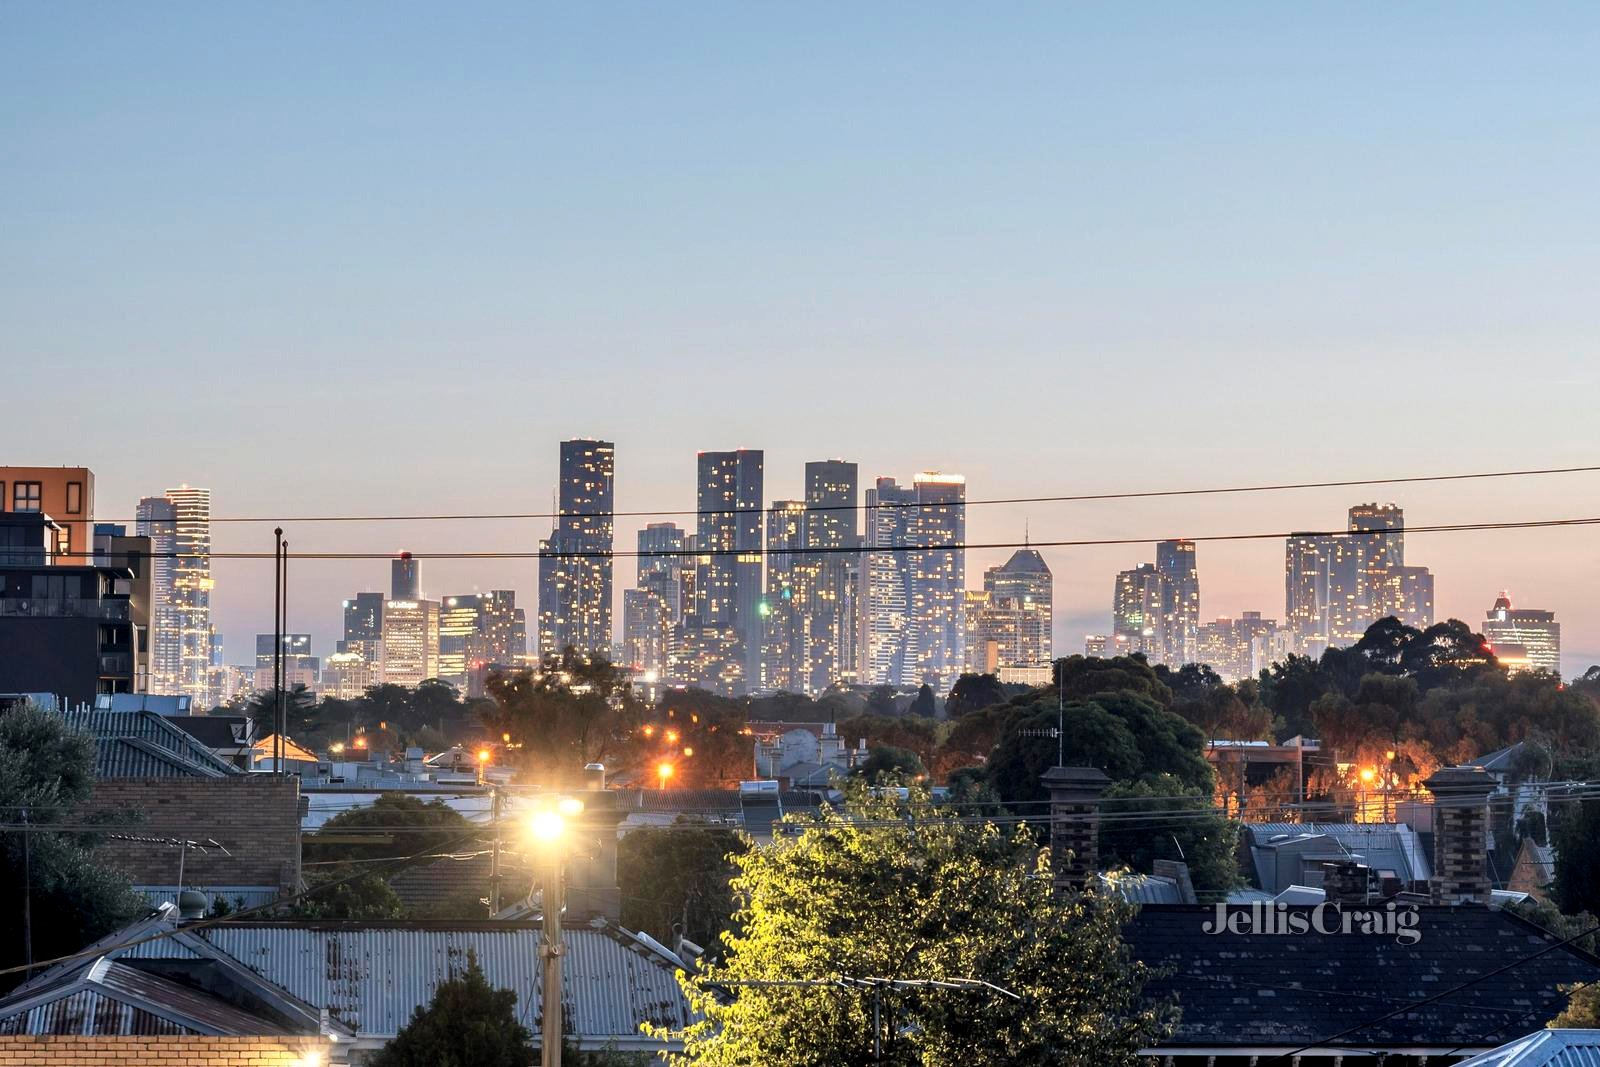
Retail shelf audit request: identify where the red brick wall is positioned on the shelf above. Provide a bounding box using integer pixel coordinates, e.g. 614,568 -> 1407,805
85,776 -> 302,891
0,1035 -> 328,1066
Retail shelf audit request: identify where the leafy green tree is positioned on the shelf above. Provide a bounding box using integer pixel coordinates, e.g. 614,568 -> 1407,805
1551,983 -> 1600,1028
618,821 -> 747,952
1055,655 -> 1171,704
839,714 -> 941,770
482,649 -> 646,786
649,782 -> 1171,1065
0,704 -> 144,991
1100,777 -> 1240,892
290,867 -> 406,920
641,690 -> 752,785
850,745 -> 926,783
371,953 -> 533,1067
866,685 -> 899,715
908,683 -> 937,718
303,793 -> 476,865
943,673 -> 1010,718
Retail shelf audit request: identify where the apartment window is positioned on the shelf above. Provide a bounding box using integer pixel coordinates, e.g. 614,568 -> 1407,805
13,482 -> 41,512
57,526 -> 71,559
66,481 -> 83,515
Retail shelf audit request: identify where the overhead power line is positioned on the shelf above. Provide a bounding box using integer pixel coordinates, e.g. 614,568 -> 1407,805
98,462 -> 1600,525
85,514 -> 1600,564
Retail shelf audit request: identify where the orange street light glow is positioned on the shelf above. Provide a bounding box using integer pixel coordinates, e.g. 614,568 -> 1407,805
1359,767 -> 1376,783
682,746 -> 694,757
477,749 -> 491,763
665,729 -> 680,743
657,762 -> 674,786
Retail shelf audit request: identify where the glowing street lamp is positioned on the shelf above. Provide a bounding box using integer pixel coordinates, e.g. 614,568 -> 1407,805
682,746 -> 694,757
657,761 -> 674,789
665,729 -> 680,744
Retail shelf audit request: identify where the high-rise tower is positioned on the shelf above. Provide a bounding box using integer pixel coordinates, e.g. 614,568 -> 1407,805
538,439 -> 616,658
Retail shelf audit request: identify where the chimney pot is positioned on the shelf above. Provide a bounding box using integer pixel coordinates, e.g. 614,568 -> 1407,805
1041,766 -> 1111,893
1423,766 -> 1497,905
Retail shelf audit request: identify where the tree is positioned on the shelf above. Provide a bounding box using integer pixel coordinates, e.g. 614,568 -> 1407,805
850,745 -> 926,783
641,690 -> 752,786
0,704 -> 144,991
290,868 -> 405,920
482,649 -> 646,786
908,683 -> 937,718
1552,798 -> 1600,916
1551,983 -> 1600,1028
944,673 -> 1010,718
303,793 -> 476,865
649,783 -> 1171,1065
618,821 -> 747,953
371,953 -> 533,1067
838,714 -> 941,770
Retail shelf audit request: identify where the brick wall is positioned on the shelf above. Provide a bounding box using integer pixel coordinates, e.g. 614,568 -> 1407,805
0,1036 -> 329,1066
85,776 -> 302,891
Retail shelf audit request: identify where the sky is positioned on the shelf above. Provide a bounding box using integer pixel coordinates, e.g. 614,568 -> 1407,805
4,3 -> 1599,674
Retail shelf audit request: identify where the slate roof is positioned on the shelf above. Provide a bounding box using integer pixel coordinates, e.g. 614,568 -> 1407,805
1456,1029 -> 1600,1066
1124,905 -> 1600,1054
61,709 -> 240,778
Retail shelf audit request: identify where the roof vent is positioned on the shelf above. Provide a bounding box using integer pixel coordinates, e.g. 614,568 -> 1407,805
177,889 -> 209,921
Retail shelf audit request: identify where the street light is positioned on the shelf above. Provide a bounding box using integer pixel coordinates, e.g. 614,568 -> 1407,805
657,761 -> 674,789
525,803 -> 574,1067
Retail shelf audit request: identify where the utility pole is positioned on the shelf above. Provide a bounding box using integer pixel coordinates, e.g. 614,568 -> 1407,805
20,809 -> 32,977
489,786 -> 502,915
540,854 -> 565,1067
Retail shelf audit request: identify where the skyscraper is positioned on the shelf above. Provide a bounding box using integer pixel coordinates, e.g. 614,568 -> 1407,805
340,591 -> 386,671
906,472 -> 966,692
801,459 -> 860,693
145,487 -> 214,707
759,500 -> 809,693
861,477 -> 916,686
1285,533 -> 1334,655
135,496 -> 179,694
382,598 -> 440,687
677,449 -> 763,693
1285,504 -> 1434,654
438,594 -> 488,688
972,547 -> 1053,671
391,552 -> 420,600
1482,593 -> 1561,676
1113,562 -> 1169,660
1156,539 -> 1199,665
625,522 -> 687,680
539,439 -> 616,658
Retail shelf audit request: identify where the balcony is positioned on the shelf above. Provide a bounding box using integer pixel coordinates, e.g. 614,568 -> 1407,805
0,597 -> 131,621
99,654 -> 133,677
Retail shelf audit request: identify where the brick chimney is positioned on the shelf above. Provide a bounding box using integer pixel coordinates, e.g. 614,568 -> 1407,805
1424,766 -> 1496,905
1321,860 -> 1371,905
1041,766 -> 1111,893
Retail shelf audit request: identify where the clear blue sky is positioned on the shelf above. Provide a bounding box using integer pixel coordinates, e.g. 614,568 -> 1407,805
4,3 -> 1598,673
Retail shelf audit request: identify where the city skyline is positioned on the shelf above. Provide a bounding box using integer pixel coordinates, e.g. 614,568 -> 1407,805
28,453 -> 1594,686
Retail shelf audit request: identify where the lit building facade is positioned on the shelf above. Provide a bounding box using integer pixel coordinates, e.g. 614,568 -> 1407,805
1482,593 -> 1561,676
678,449 -> 763,693
539,439 -> 616,657
1156,539 -> 1199,665
1113,562 -> 1169,660
801,459 -> 860,692
382,598 -> 440,687
906,472 -> 966,692
391,553 -> 420,600
150,486 -> 215,708
860,477 -> 916,687
1285,504 -> 1434,655
759,500 -> 810,693
320,651 -> 373,700
135,496 -> 179,692
1195,612 -> 1284,681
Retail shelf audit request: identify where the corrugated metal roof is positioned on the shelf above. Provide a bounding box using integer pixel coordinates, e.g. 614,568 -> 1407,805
124,923 -> 693,1041
0,960 -> 292,1037
1102,873 -> 1186,905
1455,1029 -> 1600,1066
0,987 -> 193,1036
134,886 -> 281,911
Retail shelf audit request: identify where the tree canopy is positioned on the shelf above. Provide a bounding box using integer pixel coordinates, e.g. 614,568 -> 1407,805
618,821 -> 747,953
481,649 -> 646,786
649,782 -> 1171,1065
0,704 -> 144,991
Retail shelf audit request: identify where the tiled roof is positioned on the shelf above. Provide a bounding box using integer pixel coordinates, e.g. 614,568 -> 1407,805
1125,905 -> 1600,1053
62,709 -> 240,778
94,737 -> 231,779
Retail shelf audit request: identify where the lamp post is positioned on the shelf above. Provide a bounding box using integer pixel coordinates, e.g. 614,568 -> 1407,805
529,799 -> 583,1067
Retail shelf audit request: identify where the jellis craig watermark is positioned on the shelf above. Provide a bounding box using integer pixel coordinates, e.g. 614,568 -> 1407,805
1203,902 -> 1422,945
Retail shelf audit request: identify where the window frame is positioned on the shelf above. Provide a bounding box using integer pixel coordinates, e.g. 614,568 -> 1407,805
13,482 -> 42,512
66,481 -> 83,515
